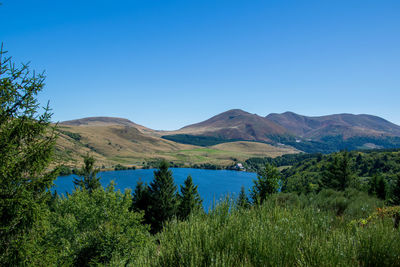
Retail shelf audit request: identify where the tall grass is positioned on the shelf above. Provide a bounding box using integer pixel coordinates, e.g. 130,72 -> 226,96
132,195 -> 400,266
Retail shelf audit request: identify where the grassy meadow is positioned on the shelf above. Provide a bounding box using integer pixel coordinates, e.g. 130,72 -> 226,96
127,192 -> 400,266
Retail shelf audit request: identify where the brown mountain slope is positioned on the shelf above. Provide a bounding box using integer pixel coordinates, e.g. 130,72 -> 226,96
266,112 -> 400,140
170,109 -> 289,142
55,117 -> 298,168
61,116 -> 154,134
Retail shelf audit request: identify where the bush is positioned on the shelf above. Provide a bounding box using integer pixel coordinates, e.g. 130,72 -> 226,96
43,183 -> 153,265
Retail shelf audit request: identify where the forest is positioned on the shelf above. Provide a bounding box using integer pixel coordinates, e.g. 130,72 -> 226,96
1,50 -> 400,266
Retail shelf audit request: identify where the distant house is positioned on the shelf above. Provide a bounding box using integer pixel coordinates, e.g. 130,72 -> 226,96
235,163 -> 245,171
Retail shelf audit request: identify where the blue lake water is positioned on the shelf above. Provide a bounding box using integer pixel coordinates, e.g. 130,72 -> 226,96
53,168 -> 257,210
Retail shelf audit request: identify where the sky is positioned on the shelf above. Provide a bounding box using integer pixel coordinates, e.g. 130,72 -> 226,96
1,0 -> 399,130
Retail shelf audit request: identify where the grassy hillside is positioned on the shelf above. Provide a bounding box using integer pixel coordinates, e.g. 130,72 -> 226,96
54,125 -> 299,168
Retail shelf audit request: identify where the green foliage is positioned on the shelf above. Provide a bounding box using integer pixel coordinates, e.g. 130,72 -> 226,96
391,174 -> 400,205
245,153 -> 319,172
251,163 -> 280,204
137,197 -> 399,266
280,149 -> 400,198
0,46 -> 58,265
312,188 -> 383,219
59,130 -> 81,141
321,151 -> 354,191
368,174 -> 387,200
43,184 -> 153,266
177,175 -> 202,220
131,179 -> 151,213
114,163 -> 135,171
162,134 -> 240,146
73,154 -> 101,193
58,165 -> 73,176
236,185 -> 250,209
147,160 -> 178,233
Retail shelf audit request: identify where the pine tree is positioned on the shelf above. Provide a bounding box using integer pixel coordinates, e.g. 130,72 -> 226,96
368,174 -> 379,195
376,175 -> 387,200
73,154 -> 101,193
368,174 -> 386,200
131,179 -> 151,212
321,151 -> 353,191
177,175 -> 202,220
391,174 -> 400,205
147,160 -> 177,233
0,46 -> 58,264
237,185 -> 250,209
251,163 -> 280,205
131,179 -> 152,226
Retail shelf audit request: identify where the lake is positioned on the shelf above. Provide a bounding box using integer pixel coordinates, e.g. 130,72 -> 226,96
53,168 -> 257,210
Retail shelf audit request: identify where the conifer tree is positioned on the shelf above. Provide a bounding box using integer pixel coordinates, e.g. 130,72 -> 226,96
148,160 -> 177,233
368,174 -> 379,196
368,174 -> 386,200
131,179 -> 151,213
237,185 -> 250,209
73,154 -> 101,193
376,175 -> 387,200
321,151 -> 353,191
177,175 -> 202,220
251,163 -> 280,205
391,174 -> 400,205
0,46 -> 58,264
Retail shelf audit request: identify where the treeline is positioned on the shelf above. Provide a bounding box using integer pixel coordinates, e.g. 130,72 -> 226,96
269,134 -> 400,154
161,134 -> 240,147
281,150 -> 400,201
246,149 -> 400,202
245,153 -> 320,172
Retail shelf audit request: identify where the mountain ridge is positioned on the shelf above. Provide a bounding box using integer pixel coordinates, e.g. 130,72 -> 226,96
56,110 -> 400,157
173,109 -> 289,143
266,112 -> 400,139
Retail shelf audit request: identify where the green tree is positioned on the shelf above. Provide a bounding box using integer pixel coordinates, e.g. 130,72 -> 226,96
376,175 -> 387,200
236,185 -> 250,209
368,174 -> 386,200
44,183 -> 152,266
391,174 -> 400,205
177,175 -> 202,220
148,160 -> 177,233
0,46 -> 58,264
251,163 -> 280,205
131,179 -> 150,212
321,151 -> 354,191
73,154 -> 101,193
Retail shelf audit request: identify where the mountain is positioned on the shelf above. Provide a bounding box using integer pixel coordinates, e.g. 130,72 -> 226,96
163,110 -> 400,153
163,109 -> 289,145
264,112 -> 400,153
266,112 -> 400,139
55,110 -> 400,167
60,116 -> 153,134
55,116 -> 298,168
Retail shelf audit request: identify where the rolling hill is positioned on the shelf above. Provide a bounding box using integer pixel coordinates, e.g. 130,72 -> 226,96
54,116 -> 299,168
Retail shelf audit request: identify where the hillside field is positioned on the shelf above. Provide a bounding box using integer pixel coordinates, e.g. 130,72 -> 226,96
54,124 -> 299,168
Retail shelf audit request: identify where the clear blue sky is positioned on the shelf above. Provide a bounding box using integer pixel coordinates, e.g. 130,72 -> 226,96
1,0 -> 399,130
